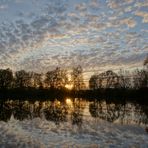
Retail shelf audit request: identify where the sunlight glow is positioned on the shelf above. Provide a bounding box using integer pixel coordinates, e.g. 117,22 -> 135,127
66,98 -> 72,106
65,84 -> 73,90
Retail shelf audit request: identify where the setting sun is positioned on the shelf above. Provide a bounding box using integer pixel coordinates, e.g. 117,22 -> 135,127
65,84 -> 73,90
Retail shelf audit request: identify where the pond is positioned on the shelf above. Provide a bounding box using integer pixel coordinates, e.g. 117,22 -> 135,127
0,98 -> 148,147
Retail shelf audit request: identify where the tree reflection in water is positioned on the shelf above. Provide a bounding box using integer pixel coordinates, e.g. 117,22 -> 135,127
0,98 -> 148,126
89,100 -> 127,123
71,98 -> 86,128
0,100 -> 12,121
44,100 -> 68,125
89,100 -> 148,125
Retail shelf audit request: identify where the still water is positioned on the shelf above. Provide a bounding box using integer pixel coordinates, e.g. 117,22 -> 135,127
0,98 -> 148,147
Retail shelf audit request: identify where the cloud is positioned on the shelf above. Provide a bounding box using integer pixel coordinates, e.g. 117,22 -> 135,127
0,0 -> 69,66
135,11 -> 148,23
30,17 -> 49,29
107,1 -> 119,9
120,18 -> 137,28
75,3 -> 87,12
89,0 -> 100,9
45,0 -> 67,15
107,0 -> 134,9
0,0 -> 147,76
134,1 -> 148,8
0,4 -> 8,10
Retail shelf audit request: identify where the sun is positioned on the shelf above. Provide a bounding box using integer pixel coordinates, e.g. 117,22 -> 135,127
65,84 -> 73,90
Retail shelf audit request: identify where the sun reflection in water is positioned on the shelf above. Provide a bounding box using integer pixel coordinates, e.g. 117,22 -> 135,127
66,98 -> 72,106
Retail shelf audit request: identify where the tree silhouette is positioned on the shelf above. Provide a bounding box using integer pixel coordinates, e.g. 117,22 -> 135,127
89,75 -> 102,90
89,70 -> 119,89
31,72 -> 43,88
0,68 -> 13,89
144,54 -> 148,70
118,69 -> 132,89
133,69 -> 148,89
14,70 -> 32,88
89,75 -> 101,90
71,65 -> 85,90
45,67 -> 68,89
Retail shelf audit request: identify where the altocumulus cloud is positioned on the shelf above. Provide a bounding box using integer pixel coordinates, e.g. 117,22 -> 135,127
0,0 -> 147,75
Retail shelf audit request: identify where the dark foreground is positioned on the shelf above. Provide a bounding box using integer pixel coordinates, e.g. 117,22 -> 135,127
0,88 -> 148,103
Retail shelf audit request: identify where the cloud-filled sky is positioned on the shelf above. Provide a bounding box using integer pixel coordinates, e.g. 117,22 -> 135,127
0,0 -> 148,78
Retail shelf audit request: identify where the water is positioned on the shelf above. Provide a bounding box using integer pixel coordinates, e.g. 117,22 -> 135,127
0,98 -> 148,147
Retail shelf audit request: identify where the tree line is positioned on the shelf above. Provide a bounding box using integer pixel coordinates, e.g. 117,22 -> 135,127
0,56 -> 147,91
0,65 -> 85,90
89,55 -> 148,90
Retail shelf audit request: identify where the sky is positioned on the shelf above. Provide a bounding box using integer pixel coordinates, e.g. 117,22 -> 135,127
0,0 -> 148,79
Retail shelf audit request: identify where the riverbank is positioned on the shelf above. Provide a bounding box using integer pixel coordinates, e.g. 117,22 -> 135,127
0,88 -> 147,103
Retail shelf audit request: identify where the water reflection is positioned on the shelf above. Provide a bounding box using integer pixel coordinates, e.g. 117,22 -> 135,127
89,100 -> 148,125
89,101 -> 125,122
0,98 -> 148,126
44,100 -> 68,124
71,99 -> 85,128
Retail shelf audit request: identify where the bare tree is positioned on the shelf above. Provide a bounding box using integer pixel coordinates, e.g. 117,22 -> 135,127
71,65 -> 85,90
45,67 -> 68,89
118,69 -> 132,89
133,69 -> 148,89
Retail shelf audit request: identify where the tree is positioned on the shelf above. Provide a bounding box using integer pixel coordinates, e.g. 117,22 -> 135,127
14,70 -> 32,88
143,54 -> 148,70
132,56 -> 148,89
89,70 -> 119,89
89,75 -> 102,90
133,69 -> 148,89
118,69 -> 132,89
45,67 -> 68,89
89,75 -> 98,90
71,65 -> 85,90
100,70 -> 119,88
0,68 -> 13,89
31,72 -> 43,88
